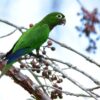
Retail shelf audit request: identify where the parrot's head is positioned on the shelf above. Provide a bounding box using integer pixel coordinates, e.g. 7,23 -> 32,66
42,12 -> 66,29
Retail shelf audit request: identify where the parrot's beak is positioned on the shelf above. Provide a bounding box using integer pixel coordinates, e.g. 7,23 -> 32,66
61,17 -> 66,25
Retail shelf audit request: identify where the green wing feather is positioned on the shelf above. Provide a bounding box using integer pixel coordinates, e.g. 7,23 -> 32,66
12,24 -> 50,53
0,24 -> 50,78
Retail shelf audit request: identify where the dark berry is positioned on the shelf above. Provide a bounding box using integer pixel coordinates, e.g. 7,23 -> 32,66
53,83 -> 58,88
36,70 -> 40,73
57,79 -> 63,83
48,70 -> 51,75
29,23 -> 33,27
51,91 -> 57,99
42,50 -> 46,55
51,75 -> 57,81
51,47 -> 56,51
58,94 -> 63,99
20,64 -> 25,68
42,71 -> 47,77
44,61 -> 49,66
47,40 -> 52,46
62,75 -> 66,78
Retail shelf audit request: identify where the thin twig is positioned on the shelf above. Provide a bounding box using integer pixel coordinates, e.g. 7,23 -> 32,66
49,38 -> 100,69
0,61 -> 51,100
38,85 -> 100,98
18,60 -> 47,94
87,86 -> 100,91
76,0 -> 83,7
0,19 -> 26,33
42,58 -> 98,100
45,57 -> 100,85
0,29 -> 17,38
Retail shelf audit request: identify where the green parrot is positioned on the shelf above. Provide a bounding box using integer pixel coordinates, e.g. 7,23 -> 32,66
0,12 -> 66,78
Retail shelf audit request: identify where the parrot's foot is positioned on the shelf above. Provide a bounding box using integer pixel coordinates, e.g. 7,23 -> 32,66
36,54 -> 44,62
37,54 -> 44,58
29,52 -> 44,62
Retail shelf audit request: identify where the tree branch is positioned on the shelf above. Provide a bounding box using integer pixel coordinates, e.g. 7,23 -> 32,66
45,57 -> 100,85
0,29 -> 17,38
0,61 -> 51,100
41,58 -> 98,100
49,38 -> 100,69
38,85 -> 100,98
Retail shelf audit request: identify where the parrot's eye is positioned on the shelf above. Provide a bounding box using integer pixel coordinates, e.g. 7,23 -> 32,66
56,14 -> 63,19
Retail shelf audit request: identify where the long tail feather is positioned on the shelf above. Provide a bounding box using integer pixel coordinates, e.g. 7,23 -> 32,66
0,48 -> 31,78
0,63 -> 12,78
6,48 -> 28,64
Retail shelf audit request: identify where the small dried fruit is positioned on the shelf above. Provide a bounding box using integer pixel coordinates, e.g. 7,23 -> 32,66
47,40 -> 52,46
51,47 -> 56,51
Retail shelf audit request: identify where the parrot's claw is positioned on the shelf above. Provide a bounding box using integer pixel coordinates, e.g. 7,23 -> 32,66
37,55 -> 44,62
28,52 -> 44,62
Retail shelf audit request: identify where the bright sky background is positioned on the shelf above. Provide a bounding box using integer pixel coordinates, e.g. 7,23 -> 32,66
0,0 -> 100,100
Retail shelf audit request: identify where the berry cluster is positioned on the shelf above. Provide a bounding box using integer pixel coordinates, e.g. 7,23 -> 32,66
29,58 -> 64,99
42,40 -> 56,55
51,84 -> 63,99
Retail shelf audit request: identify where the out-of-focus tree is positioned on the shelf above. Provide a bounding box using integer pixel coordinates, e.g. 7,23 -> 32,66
76,0 -> 100,53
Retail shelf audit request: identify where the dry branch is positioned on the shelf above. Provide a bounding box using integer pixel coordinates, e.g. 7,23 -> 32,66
0,61 -> 51,100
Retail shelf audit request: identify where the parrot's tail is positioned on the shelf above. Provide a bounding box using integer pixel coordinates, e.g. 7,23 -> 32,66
5,48 -> 29,64
0,63 -> 12,78
0,48 -> 30,78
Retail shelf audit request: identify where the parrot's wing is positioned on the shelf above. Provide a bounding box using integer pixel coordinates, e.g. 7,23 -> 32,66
0,24 -> 50,78
5,24 -> 50,64
9,24 -> 50,54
